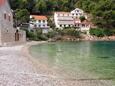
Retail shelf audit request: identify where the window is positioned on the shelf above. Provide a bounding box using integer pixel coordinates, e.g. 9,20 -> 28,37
60,25 -> 62,27
77,10 -> 79,12
4,13 -> 7,19
8,15 -> 11,21
82,24 -> 85,27
39,25 -> 41,27
34,24 -> 37,27
43,20 -> 45,23
78,24 -> 79,27
39,20 -> 41,23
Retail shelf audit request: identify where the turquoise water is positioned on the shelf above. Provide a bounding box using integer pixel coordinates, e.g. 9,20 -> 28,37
30,41 -> 115,81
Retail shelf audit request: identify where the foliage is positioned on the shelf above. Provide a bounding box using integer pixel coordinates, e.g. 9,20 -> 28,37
76,0 -> 115,29
57,28 -> 81,38
79,16 -> 86,22
14,9 -> 30,26
24,29 -> 48,41
90,28 -> 115,37
46,31 -> 57,38
9,0 -> 78,14
9,0 -> 115,29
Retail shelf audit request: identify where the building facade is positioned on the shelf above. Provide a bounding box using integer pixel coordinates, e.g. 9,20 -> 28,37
54,8 -> 90,33
29,15 -> 50,33
71,8 -> 84,18
0,0 -> 26,46
54,12 -> 74,29
74,19 -> 90,34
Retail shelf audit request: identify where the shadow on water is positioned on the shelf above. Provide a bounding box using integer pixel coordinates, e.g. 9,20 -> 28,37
97,56 -> 111,59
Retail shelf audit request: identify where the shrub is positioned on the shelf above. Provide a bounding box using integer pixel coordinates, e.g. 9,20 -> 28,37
46,31 -> 57,38
79,16 -> 86,22
103,29 -> 114,36
90,28 -> 104,37
90,28 -> 115,37
28,32 -> 38,40
37,34 -> 48,41
57,28 -> 81,38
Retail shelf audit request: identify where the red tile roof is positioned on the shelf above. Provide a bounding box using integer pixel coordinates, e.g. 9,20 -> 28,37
31,15 -> 47,20
0,0 -> 5,6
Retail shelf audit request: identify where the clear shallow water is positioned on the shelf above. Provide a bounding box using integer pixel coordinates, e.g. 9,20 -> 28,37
30,41 -> 115,81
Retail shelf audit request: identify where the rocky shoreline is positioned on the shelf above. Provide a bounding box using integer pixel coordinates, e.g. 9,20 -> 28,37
49,35 -> 115,42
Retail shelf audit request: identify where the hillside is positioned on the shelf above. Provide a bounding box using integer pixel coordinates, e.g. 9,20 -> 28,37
9,0 -> 115,29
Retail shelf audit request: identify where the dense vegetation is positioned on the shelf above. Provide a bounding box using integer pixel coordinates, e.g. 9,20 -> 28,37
90,28 -> 115,37
76,0 -> 115,29
25,28 -> 81,41
9,0 -> 115,29
9,0 -> 78,14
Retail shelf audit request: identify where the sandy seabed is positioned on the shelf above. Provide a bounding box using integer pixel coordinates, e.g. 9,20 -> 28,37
0,41 -> 114,86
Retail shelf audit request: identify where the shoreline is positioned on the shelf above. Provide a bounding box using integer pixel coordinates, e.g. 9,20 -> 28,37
21,41 -> 58,78
19,41 -> 114,85
49,35 -> 115,42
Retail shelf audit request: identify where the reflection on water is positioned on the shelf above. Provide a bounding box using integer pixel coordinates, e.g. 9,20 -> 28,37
30,41 -> 115,81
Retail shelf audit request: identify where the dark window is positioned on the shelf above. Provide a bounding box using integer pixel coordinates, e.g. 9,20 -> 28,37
34,24 -> 37,27
39,20 -> 41,23
4,13 -> 7,19
77,10 -> 79,12
39,25 -> 41,27
60,25 -> 62,27
43,20 -> 45,23
8,15 -> 11,21
78,24 -> 79,27
82,24 -> 85,27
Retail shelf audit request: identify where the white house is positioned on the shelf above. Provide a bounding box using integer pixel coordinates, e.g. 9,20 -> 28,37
74,19 -> 90,34
0,0 -> 26,46
54,12 -> 74,29
29,15 -> 50,33
54,8 -> 90,34
71,8 -> 84,18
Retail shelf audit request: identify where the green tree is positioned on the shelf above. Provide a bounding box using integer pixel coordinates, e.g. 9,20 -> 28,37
15,9 -> 30,26
79,16 -> 86,22
33,0 -> 47,14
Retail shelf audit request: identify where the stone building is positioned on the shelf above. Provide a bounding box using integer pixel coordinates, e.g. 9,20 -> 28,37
0,0 -> 26,46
